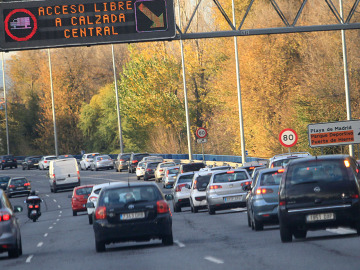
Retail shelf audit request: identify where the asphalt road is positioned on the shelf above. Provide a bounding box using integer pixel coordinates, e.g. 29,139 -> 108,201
1,167 -> 360,270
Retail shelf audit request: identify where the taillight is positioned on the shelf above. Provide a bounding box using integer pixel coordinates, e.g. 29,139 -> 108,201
227,171 -> 234,174
241,181 -> 252,186
1,160 -> 4,163
44,160 -> 48,163
132,160 -> 138,164
344,160 -> 350,168
35,205 -> 39,208
14,159 -> 16,162
157,200 -> 169,214
159,169 -> 163,172
175,184 -> 186,192
89,196 -> 97,203
181,170 -> 184,173
0,211 -> 11,221
24,183 -> 30,186
209,185 -> 222,189
29,205 -> 34,209
52,174 -> 55,178
77,171 -> 80,181
351,194 -> 359,199
166,171 -> 169,176
95,206 -> 107,220
271,164 -> 274,168
119,159 -> 124,161
193,180 -> 197,190
9,185 -> 15,188
279,201 -> 286,206
256,188 -> 273,195
146,169 -> 152,171
278,169 -> 285,173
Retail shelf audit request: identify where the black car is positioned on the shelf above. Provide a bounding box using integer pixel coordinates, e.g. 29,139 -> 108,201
22,156 -> 42,170
128,153 -> 150,173
179,162 -> 205,174
89,182 -> 173,252
6,177 -> 31,198
278,155 -> 360,242
0,155 -> 17,170
144,162 -> 161,181
0,189 -> 23,258
0,176 -> 10,190
114,153 -> 131,172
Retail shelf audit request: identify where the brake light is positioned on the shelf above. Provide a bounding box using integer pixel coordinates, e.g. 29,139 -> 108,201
119,159 -> 124,161
1,160 -> 4,163
52,174 -> 55,178
35,205 -> 39,208
0,211 -> 11,221
146,169 -> 152,171
351,194 -> 359,199
278,169 -> 285,173
157,200 -> 169,214
193,180 -> 197,190
256,188 -> 273,195
132,160 -> 138,164
77,171 -> 80,181
227,171 -> 234,174
344,160 -> 350,168
29,205 -> 34,209
241,181 -> 252,186
279,201 -> 286,206
159,169 -> 163,172
249,167 -> 255,170
14,159 -> 16,162
95,206 -> 107,220
24,183 -> 30,186
209,185 -> 222,189
271,164 -> 274,168
181,170 -> 184,173
89,196 -> 97,203
9,185 -> 14,188
175,184 -> 186,192
44,160 -> 48,163
166,171 -> 169,176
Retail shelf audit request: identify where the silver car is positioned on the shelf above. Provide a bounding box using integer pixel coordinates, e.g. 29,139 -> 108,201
206,169 -> 251,215
172,172 -> 194,212
90,155 -> 114,171
162,166 -> 179,188
155,162 -> 176,182
244,167 -> 285,231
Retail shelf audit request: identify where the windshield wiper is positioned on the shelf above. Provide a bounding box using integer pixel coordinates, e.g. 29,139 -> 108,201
292,180 -> 318,186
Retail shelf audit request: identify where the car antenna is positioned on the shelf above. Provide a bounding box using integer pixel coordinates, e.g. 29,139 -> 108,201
127,170 -> 130,187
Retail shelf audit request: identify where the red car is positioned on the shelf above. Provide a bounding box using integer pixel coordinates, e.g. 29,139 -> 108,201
70,185 -> 94,216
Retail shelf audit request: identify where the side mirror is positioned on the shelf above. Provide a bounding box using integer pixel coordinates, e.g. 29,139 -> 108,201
13,206 -> 23,213
164,194 -> 174,201
86,202 -> 95,208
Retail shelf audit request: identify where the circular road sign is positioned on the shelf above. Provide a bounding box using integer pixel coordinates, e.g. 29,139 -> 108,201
196,127 -> 207,139
279,128 -> 298,148
5,9 -> 38,42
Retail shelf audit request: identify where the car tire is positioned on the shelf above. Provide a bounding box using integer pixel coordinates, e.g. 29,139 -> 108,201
1,165 -> 4,170
115,167 -> 119,172
173,203 -> 181,213
88,214 -> 93,225
15,165 -> 17,169
22,166 -> 25,170
208,206 -> 215,215
7,194 -> 11,198
253,217 -> 263,231
293,229 -> 307,239
19,238 -> 22,256
144,176 -> 148,181
95,167 -> 99,171
137,176 -> 140,180
80,165 -> 84,171
73,211 -> 77,216
8,237 -> 20,258
53,186 -> 57,193
193,206 -> 198,213
95,238 -> 106,252
27,166 -> 30,170
280,221 -> 293,243
162,233 -> 174,246
247,211 -> 251,227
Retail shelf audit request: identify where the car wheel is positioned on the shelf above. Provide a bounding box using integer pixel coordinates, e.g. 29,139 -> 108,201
7,194 -> 11,198
115,167 -> 119,172
91,166 -> 94,171
80,164 -> 84,171
19,237 -> 22,256
73,211 -> 77,216
173,202 -> 181,213
208,205 -> 215,215
53,186 -> 57,193
8,237 -> 20,258
95,238 -> 106,252
1,165 -> 4,170
247,210 -> 251,227
22,166 -> 25,170
193,206 -> 199,213
293,229 -> 307,239
88,214 -> 93,225
27,166 -> 30,170
280,221 -> 293,243
144,176 -> 148,181
15,165 -> 17,169
137,176 -> 140,180
162,233 -> 174,246
95,167 -> 99,171
253,217 -> 264,231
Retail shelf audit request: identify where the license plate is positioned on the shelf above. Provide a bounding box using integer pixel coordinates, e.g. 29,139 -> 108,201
224,195 -> 242,202
120,212 -> 145,220
16,187 -> 24,190
31,210 -> 37,214
306,213 -> 335,222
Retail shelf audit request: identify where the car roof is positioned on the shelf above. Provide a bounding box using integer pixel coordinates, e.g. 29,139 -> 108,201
287,154 -> 351,165
270,152 -> 311,161
75,184 -> 94,189
257,167 -> 284,175
92,182 -> 119,190
101,181 -> 158,192
211,168 -> 248,176
10,177 -> 28,181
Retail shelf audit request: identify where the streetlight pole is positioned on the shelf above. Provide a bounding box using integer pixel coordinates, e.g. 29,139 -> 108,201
48,49 -> 59,156
1,52 -> 9,155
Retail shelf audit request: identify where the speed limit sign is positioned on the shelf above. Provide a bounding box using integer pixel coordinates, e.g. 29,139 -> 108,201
196,127 -> 207,138
279,128 -> 298,148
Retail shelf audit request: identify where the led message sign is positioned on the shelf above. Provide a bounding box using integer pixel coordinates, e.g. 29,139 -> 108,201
0,0 -> 175,51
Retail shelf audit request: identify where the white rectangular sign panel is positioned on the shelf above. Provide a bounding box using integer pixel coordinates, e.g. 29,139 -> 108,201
197,138 -> 207,144
308,120 -> 360,147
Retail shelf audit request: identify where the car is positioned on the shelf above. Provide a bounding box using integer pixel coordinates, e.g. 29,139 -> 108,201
70,184 -> 94,216
0,176 -> 10,190
136,161 -> 146,180
251,166 -> 267,179
90,155 -> 114,171
278,155 -> 360,243
199,165 -> 232,172
49,158 -> 80,193
114,153 -> 131,172
38,155 -> 57,170
0,155 -> 17,170
0,189 -> 23,258
240,164 -> 266,177
155,162 -> 176,182
172,172 -> 194,212
144,161 -> 162,181
141,156 -> 164,163
162,166 -> 179,188
6,177 -> 31,198
268,152 -> 311,168
244,167 -> 285,231
80,153 -> 100,170
58,154 -> 75,159
89,182 -> 173,252
22,156 -> 42,170
86,182 -> 117,225
189,171 -> 215,213
179,162 -> 205,174
206,169 -> 251,215
128,153 -> 150,173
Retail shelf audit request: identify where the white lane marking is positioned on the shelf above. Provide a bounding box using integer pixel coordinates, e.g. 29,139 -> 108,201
49,226 -> 53,230
37,242 -> 43,248
44,233 -> 48,237
57,205 -> 61,208
231,207 -> 247,212
174,240 -> 185,248
26,255 -> 34,263
58,215 -> 61,217
56,219 -> 60,222
204,256 -> 224,264
46,195 -> 49,197
60,211 -> 62,214
326,228 -> 356,235
53,222 -> 56,225
53,199 -> 57,202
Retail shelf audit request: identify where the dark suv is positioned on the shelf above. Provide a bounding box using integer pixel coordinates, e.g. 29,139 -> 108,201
0,155 -> 17,170
128,153 -> 150,173
22,156 -> 42,170
278,155 -> 360,242
179,162 -> 205,174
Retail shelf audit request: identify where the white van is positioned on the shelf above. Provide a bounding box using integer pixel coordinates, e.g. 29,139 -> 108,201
48,158 -> 80,193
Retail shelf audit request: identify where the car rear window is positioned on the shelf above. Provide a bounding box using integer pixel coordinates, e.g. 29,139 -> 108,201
76,187 -> 93,195
195,175 -> 211,190
120,154 -> 130,159
213,171 -> 248,183
272,158 -> 298,168
98,155 -> 111,160
134,154 -> 149,160
182,163 -> 205,172
161,163 -> 175,168
46,157 -> 57,160
0,176 -> 10,183
260,171 -> 283,186
94,188 -> 101,195
12,178 -> 27,185
178,174 -> 194,183
287,160 -> 349,186
168,168 -> 179,174
98,186 -> 162,206
147,163 -> 160,168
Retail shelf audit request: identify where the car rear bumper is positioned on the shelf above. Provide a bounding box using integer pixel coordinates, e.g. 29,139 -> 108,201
7,189 -> 31,196
72,201 -> 87,212
253,200 -> 279,223
207,193 -> 247,208
0,223 -> 17,251
54,182 -> 80,190
1,162 -> 17,168
93,215 -> 172,243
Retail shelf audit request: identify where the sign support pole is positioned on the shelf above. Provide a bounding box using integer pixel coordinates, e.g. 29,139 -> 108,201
48,49 -> 58,157
112,44 -> 124,154
1,52 -> 9,155
339,0 -> 354,157
201,143 -> 204,162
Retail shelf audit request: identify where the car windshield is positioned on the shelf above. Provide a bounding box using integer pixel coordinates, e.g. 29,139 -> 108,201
98,186 -> 162,206
98,155 -> 111,160
75,187 -> 93,195
0,176 -> 10,183
272,158 -> 297,168
178,174 -> 194,183
161,163 -> 175,168
213,171 -> 248,183
287,160 -> 349,186
195,175 -> 211,190
12,178 -> 27,185
46,157 -> 57,160
260,171 -> 283,186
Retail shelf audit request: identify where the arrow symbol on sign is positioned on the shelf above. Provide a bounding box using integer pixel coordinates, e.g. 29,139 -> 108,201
138,3 -> 164,28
